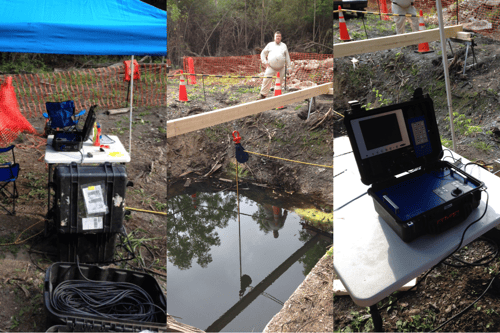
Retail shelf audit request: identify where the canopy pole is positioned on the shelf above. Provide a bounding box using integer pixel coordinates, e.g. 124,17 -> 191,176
436,0 -> 457,152
129,55 -> 134,155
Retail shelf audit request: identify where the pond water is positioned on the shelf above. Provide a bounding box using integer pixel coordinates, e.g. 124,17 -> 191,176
167,185 -> 331,332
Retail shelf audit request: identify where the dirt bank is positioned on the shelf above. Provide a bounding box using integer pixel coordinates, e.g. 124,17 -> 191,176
167,82 -> 333,205
264,252 -> 333,332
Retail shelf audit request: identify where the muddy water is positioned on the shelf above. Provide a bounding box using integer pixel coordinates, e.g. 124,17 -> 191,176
167,188 -> 330,332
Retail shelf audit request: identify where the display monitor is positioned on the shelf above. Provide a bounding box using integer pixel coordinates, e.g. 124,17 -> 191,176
350,109 -> 410,160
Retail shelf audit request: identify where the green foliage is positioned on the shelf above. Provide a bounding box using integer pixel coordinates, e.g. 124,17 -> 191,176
227,162 -> 249,178
440,136 -> 452,148
344,310 -> 373,332
470,141 -> 492,152
445,112 -> 482,136
396,310 -> 436,332
275,120 -> 285,129
364,88 -> 392,110
0,53 -> 50,74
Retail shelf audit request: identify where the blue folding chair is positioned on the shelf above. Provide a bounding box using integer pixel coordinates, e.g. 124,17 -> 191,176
0,145 -> 19,215
43,101 -> 86,137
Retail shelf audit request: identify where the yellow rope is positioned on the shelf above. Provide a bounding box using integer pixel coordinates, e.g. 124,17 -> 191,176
0,220 -> 44,247
167,73 -> 277,79
333,110 -> 344,118
245,150 -> 333,169
125,207 -> 168,216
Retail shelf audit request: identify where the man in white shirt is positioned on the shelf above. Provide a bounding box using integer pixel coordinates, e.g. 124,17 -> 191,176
392,0 -> 419,34
259,31 -> 292,99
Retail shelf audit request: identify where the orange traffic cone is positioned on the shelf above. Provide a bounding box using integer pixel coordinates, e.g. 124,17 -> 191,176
274,72 -> 284,109
178,70 -> 189,102
415,10 -> 433,54
338,6 -> 351,41
380,0 -> 390,21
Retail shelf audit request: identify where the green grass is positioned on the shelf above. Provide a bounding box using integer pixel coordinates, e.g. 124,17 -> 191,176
470,141 -> 492,152
441,136 -> 453,148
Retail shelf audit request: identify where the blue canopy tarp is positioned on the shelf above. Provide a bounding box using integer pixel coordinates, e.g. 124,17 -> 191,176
0,0 -> 166,55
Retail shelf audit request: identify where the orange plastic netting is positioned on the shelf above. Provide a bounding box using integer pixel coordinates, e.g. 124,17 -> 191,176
0,77 -> 36,146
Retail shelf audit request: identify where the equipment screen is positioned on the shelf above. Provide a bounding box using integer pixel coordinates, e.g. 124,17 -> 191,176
351,109 -> 411,160
359,113 -> 402,150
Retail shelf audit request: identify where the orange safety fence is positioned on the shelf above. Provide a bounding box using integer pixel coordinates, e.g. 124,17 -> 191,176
5,63 -> 167,119
181,53 -> 333,87
0,77 -> 37,146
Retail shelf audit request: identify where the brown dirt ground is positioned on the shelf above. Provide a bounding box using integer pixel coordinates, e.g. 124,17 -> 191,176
166,80 -> 333,332
334,11 -> 500,333
264,253 -> 334,333
0,104 -> 166,332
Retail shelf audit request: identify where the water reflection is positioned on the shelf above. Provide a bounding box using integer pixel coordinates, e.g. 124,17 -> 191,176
167,190 -> 236,270
255,205 -> 288,239
167,186 -> 332,331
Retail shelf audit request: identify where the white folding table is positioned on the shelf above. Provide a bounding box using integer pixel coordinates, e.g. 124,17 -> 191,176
334,136 -> 500,330
44,135 -> 131,219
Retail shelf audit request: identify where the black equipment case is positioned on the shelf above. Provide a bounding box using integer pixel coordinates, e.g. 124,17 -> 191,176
343,88 -> 484,242
52,162 -> 127,263
44,262 -> 167,332
53,162 -> 127,234
52,105 -> 97,152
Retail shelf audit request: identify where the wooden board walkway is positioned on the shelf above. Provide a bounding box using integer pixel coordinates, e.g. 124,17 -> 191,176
167,314 -> 205,333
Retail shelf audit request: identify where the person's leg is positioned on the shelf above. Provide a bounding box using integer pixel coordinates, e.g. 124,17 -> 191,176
392,3 -> 406,35
278,67 -> 286,88
260,67 -> 276,97
408,6 -> 419,32
394,16 -> 407,34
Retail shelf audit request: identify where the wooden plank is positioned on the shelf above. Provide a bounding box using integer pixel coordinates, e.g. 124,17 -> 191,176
328,87 -> 333,95
107,107 -> 129,115
168,315 -> 205,332
167,82 -> 332,138
334,25 -> 463,58
333,279 -> 417,296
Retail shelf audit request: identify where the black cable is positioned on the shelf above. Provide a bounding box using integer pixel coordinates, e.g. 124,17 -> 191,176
432,274 -> 497,332
334,192 -> 367,211
443,236 -> 498,268
48,257 -> 165,322
464,162 -> 491,173
334,169 -> 347,178
333,151 -> 353,158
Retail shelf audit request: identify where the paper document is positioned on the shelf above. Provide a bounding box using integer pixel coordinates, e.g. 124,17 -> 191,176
82,185 -> 107,215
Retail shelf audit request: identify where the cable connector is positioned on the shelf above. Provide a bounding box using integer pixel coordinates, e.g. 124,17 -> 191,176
453,158 -> 463,169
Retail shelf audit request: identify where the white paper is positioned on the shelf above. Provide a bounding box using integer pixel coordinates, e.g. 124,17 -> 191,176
82,185 -> 107,215
82,216 -> 103,230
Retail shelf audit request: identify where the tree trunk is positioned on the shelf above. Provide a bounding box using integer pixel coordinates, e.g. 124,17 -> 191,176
313,0 -> 316,43
261,0 -> 265,46
245,0 -> 248,49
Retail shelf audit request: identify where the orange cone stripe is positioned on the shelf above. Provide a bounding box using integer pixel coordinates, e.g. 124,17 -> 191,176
416,9 -> 431,53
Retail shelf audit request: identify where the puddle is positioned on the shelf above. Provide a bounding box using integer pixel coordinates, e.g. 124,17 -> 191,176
167,180 -> 331,332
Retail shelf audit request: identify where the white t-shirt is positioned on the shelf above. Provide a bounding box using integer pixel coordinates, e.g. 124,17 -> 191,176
261,41 -> 292,70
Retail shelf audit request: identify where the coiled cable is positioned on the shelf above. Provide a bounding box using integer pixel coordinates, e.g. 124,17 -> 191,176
50,257 -> 165,322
